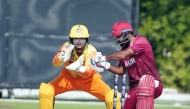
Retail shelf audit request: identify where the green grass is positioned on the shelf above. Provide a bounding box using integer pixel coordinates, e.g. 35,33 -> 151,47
0,102 -> 104,109
0,100 -> 190,109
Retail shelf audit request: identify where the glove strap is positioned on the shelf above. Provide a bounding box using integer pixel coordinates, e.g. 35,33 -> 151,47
101,56 -> 106,61
105,62 -> 110,69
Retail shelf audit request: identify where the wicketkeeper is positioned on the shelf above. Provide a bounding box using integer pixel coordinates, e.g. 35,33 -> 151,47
90,21 -> 163,109
39,24 -> 121,109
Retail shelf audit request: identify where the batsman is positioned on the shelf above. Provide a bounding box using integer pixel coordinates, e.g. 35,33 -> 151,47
39,24 -> 121,109
90,21 -> 163,109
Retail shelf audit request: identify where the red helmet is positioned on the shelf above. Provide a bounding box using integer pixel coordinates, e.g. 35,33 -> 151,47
110,21 -> 133,38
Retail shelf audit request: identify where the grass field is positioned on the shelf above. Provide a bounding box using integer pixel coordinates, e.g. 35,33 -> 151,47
0,99 -> 190,109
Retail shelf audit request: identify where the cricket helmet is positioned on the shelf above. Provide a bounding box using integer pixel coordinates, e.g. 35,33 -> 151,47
69,25 -> 90,38
110,21 -> 133,38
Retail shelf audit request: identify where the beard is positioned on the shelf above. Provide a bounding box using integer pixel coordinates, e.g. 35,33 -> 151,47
120,41 -> 130,49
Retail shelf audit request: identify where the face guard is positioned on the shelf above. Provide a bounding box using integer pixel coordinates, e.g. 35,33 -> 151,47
113,29 -> 131,51
72,38 -> 87,50
118,29 -> 131,47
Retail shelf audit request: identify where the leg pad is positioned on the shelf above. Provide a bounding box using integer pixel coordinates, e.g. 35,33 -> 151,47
39,82 -> 55,109
105,89 -> 121,109
136,75 -> 155,109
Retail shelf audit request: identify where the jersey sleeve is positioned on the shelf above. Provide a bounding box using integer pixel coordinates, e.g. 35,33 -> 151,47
52,42 -> 69,67
129,36 -> 148,55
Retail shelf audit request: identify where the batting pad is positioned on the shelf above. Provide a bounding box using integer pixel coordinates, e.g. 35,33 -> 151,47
39,82 -> 55,109
136,75 -> 155,109
105,89 -> 121,109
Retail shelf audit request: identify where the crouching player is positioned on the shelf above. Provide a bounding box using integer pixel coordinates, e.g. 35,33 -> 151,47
90,21 -> 163,109
39,24 -> 121,109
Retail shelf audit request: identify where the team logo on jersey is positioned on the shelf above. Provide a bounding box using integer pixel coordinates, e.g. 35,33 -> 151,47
76,28 -> 82,33
125,58 -> 136,67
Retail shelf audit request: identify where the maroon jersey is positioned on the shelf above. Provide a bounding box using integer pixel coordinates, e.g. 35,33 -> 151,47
119,35 -> 162,89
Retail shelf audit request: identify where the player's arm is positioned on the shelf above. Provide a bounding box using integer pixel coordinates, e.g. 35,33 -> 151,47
105,48 -> 135,61
77,50 -> 99,78
65,52 -> 96,78
74,45 -> 100,78
77,56 -> 94,78
108,65 -> 125,76
52,42 -> 74,67
52,55 -> 64,67
90,54 -> 126,76
90,51 -> 127,74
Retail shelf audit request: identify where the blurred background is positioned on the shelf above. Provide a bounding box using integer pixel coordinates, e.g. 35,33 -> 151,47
0,0 -> 190,106
0,0 -> 138,97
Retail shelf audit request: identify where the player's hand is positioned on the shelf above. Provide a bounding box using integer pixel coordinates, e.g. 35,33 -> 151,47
65,56 -> 86,73
91,58 -> 110,69
90,53 -> 110,72
93,52 -> 106,63
58,43 -> 74,62
93,52 -> 109,68
90,58 -> 104,72
97,61 -> 111,69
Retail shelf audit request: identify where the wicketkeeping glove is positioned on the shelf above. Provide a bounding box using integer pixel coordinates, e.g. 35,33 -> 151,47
65,56 -> 86,73
58,43 -> 74,62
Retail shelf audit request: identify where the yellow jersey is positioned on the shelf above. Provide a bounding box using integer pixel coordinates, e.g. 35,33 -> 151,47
52,42 -> 98,78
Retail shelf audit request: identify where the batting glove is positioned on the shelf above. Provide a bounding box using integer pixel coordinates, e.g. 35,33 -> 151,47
65,56 -> 86,73
93,52 -> 109,68
93,52 -> 106,62
58,43 -> 74,62
90,57 -> 110,72
97,61 -> 111,69
90,58 -> 104,72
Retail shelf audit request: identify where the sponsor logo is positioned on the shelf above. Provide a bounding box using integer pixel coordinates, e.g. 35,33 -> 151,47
76,28 -> 82,33
125,58 -> 136,67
